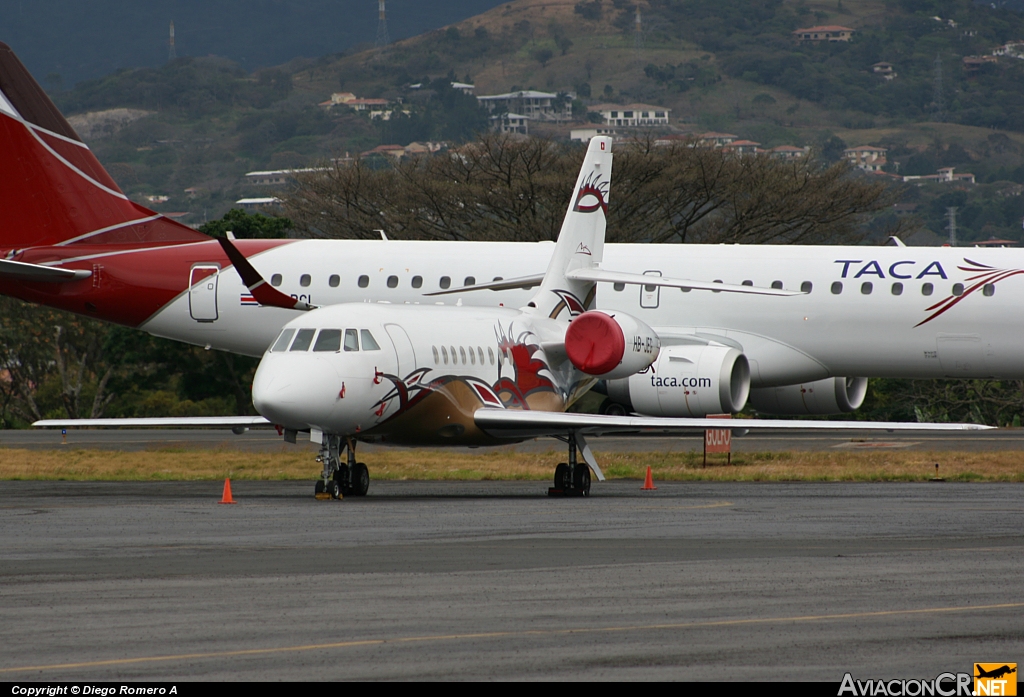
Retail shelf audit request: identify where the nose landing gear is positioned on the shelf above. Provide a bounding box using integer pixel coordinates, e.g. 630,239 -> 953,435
548,432 -> 592,497
315,435 -> 370,500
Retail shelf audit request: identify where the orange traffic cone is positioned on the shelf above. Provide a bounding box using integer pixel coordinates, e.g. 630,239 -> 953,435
219,478 -> 236,504
641,466 -> 657,491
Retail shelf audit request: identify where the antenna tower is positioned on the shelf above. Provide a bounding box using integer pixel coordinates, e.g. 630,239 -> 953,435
932,53 -> 944,122
168,21 -> 176,61
376,1 -> 390,50
634,5 -> 645,68
946,207 -> 957,247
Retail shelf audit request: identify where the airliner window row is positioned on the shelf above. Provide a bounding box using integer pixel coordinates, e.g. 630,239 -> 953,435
431,345 -> 496,366
607,281 -> 995,297
270,328 -> 382,353
267,274 -> 497,290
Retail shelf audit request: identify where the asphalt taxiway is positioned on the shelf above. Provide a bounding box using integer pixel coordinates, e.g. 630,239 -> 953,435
1,480 -> 1021,680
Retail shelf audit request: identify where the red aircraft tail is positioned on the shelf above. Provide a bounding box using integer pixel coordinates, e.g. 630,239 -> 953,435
0,42 -> 208,251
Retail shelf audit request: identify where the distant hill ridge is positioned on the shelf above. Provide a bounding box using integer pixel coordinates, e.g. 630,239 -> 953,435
2,0 -> 509,86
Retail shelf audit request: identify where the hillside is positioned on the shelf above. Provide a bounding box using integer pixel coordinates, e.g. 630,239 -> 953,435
40,0 -> 1024,242
0,0 -> 509,86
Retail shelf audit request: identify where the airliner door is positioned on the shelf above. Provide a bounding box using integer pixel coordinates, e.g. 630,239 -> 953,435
640,270 -> 661,309
385,323 -> 416,378
189,264 -> 219,322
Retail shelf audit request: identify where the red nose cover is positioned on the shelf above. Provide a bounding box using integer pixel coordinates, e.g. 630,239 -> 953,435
565,312 -> 625,375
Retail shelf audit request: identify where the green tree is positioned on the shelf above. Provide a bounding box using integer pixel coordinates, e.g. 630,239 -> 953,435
198,209 -> 292,239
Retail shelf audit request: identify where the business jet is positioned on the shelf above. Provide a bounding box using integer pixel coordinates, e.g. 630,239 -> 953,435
36,137 -> 992,499
3,41 -> 1023,423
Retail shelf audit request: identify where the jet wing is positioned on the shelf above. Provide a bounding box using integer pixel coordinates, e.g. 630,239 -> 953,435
33,416 -> 271,428
0,258 -> 92,283
423,272 -> 546,296
472,408 -> 992,440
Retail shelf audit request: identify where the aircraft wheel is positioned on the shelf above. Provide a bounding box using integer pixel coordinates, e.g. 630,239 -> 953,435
351,462 -> 370,497
314,480 -> 326,497
600,399 -> 628,416
327,480 -> 342,499
334,465 -> 351,495
573,464 -> 591,496
553,463 -> 570,491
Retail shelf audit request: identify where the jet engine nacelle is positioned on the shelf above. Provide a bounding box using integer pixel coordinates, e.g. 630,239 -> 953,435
564,310 -> 660,380
605,344 -> 750,416
748,376 -> 868,415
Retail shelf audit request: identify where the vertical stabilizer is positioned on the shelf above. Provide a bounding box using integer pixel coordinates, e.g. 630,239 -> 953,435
0,42 -> 207,251
527,135 -> 613,320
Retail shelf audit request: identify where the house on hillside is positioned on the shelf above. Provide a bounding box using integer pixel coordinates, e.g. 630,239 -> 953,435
793,25 -> 855,42
872,62 -> 897,80
697,132 -> 738,147
588,103 -> 671,127
236,197 -> 282,211
572,126 -> 620,142
491,113 -> 529,135
902,166 -> 976,185
722,139 -> 761,155
477,91 -> 571,121
844,146 -> 888,172
768,145 -> 809,160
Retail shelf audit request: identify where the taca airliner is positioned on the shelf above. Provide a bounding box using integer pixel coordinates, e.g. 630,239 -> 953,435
1,41 -> 1021,422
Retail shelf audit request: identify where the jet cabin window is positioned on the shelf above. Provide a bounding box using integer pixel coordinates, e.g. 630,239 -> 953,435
412,276 -> 423,289
801,281 -> 813,293
329,275 -> 340,288
439,276 -> 451,289
831,282 -> 843,295
983,283 -> 995,297
358,275 -> 369,288
952,283 -> 965,296
271,328 -> 295,352
344,329 -> 359,352
922,283 -> 934,296
289,328 -> 316,351
313,329 -> 342,352
271,274 -> 283,287
300,274 -> 311,288
891,282 -> 903,296
387,275 -> 398,288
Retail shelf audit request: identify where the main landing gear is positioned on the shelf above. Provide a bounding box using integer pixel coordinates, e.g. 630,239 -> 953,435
315,435 -> 370,500
548,432 -> 592,498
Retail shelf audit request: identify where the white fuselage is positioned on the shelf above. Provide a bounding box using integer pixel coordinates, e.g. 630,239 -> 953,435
142,240 -> 1024,385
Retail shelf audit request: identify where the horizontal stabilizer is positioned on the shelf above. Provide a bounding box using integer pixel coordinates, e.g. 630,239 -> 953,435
217,237 -> 316,311
0,258 -> 91,282
423,272 -> 545,296
33,416 -> 271,428
565,268 -> 802,296
473,408 -> 993,440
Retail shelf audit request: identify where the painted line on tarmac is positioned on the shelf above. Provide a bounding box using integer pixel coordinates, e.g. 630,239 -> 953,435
3,601 -> 1023,674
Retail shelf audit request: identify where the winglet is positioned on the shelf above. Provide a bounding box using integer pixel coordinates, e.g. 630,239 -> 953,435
216,237 -> 315,311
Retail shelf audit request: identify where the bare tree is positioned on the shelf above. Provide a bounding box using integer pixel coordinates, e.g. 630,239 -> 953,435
284,134 -> 910,245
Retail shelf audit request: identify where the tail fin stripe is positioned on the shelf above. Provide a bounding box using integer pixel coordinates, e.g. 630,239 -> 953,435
26,120 -> 90,149
55,214 -> 163,247
26,125 -> 128,200
0,90 -> 19,119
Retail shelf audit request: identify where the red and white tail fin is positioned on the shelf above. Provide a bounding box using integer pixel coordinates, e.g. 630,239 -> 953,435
526,135 -> 613,320
0,42 -> 208,252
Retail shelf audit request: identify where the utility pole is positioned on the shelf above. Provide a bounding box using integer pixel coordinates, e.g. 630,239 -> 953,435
933,53 -> 944,122
168,21 -> 176,61
375,1 -> 390,51
634,5 -> 645,69
946,206 -> 957,247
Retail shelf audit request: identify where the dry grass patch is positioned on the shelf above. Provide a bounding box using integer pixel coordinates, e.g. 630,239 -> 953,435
1,447 -> 1023,482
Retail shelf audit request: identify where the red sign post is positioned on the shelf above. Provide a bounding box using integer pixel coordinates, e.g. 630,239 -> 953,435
703,414 -> 732,467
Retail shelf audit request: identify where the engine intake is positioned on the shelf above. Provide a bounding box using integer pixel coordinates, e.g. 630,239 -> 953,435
565,310 -> 660,380
748,377 -> 868,415
606,344 -> 750,417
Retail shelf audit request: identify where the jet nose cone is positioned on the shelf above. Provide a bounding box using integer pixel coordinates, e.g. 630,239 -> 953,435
252,354 -> 343,430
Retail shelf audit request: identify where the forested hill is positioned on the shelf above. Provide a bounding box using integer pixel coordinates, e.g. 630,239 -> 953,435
0,0 -> 508,86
